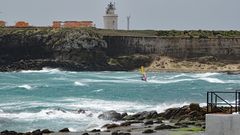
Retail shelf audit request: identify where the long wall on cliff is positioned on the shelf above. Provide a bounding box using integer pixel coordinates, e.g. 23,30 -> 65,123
104,36 -> 240,60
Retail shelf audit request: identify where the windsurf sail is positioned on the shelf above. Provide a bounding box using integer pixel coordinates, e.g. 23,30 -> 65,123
140,66 -> 145,74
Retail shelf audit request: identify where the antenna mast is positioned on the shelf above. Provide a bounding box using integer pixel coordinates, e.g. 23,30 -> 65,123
127,16 -> 131,30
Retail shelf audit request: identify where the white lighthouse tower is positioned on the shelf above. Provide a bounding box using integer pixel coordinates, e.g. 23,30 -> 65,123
103,2 -> 118,30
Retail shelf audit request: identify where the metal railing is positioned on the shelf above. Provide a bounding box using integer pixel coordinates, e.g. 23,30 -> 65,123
207,91 -> 240,114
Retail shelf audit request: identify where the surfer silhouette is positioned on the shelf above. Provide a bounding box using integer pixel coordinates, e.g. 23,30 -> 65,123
140,66 -> 147,81
142,73 -> 147,81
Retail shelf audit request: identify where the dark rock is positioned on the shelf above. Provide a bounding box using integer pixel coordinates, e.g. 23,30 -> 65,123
41,129 -> 52,134
59,128 -> 70,132
1,130 -> 18,135
102,123 -> 120,129
142,129 -> 154,134
153,117 -> 163,124
24,132 -> 31,135
77,109 -> 86,114
121,112 -> 128,118
144,120 -> 154,125
122,115 -> 135,120
32,129 -> 42,135
189,103 -> 200,111
154,124 -> 178,130
118,132 -> 131,135
82,133 -> 89,135
136,111 -> 158,120
111,131 -> 119,135
120,121 -> 132,126
98,110 -> 122,121
91,129 -> 100,132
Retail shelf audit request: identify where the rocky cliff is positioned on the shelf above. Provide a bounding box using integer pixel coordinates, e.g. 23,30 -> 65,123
104,36 -> 240,60
0,28 -> 239,72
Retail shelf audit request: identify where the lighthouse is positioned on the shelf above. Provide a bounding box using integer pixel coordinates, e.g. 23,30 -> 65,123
103,2 -> 118,30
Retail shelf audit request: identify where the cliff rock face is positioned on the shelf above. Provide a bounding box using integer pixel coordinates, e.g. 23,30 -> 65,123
104,36 -> 240,60
0,28 -> 109,71
0,28 -> 240,71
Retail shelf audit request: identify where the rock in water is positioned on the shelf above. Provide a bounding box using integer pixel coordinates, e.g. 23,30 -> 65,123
98,110 -> 122,121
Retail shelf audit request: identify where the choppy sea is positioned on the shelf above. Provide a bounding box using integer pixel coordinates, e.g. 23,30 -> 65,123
0,68 -> 239,132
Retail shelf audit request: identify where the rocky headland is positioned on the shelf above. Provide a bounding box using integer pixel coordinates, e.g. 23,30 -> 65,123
0,28 -> 240,73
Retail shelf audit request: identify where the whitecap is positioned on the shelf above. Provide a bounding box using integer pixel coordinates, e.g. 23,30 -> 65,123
18,84 -> 32,90
20,68 -> 61,74
193,72 -> 220,78
148,79 -> 195,84
200,77 -> 225,83
92,89 -> 104,93
74,81 -> 87,86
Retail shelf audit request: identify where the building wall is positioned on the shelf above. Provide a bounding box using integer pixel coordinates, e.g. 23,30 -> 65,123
52,21 -> 61,28
52,21 -> 93,28
206,114 -> 240,135
15,21 -> 29,28
0,21 -> 5,27
104,15 -> 118,30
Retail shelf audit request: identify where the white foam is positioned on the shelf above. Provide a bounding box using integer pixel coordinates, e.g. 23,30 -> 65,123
74,81 -> 87,86
18,84 -> 32,90
148,78 -> 195,84
200,77 -> 225,83
20,68 -> 61,74
193,72 -> 220,78
92,89 -> 104,92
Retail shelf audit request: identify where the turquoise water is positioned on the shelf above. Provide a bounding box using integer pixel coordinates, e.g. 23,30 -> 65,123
0,68 -> 239,132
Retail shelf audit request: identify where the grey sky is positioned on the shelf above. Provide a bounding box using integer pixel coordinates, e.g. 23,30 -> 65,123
0,0 -> 239,30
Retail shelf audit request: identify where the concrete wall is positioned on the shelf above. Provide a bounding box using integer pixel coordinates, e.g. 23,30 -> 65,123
206,114 -> 240,135
103,36 -> 240,60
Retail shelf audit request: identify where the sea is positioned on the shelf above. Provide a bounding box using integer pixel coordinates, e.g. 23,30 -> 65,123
0,68 -> 239,132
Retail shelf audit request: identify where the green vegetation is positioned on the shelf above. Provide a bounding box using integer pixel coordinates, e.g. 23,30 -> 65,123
170,127 -> 204,135
1,27 -> 240,38
156,30 -> 240,38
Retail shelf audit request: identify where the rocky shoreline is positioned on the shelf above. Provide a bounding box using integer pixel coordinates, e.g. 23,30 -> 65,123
0,103 -> 206,135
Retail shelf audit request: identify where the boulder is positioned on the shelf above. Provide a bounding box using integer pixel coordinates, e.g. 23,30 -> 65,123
132,111 -> 158,120
98,110 -> 122,121
59,128 -> 70,132
189,103 -> 200,111
77,109 -> 86,114
102,123 -> 120,129
142,129 -> 154,134
41,129 -> 53,134
144,120 -> 154,125
122,115 -> 135,120
91,129 -> 100,132
32,129 -> 42,135
1,130 -> 18,135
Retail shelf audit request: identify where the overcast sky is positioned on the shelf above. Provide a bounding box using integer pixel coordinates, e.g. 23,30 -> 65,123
0,0 -> 239,30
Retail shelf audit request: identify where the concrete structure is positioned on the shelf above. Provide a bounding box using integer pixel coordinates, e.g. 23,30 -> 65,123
103,2 -> 118,30
0,20 -> 5,27
206,114 -> 240,135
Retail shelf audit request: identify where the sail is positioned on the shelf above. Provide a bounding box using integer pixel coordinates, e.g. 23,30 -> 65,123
140,66 -> 145,74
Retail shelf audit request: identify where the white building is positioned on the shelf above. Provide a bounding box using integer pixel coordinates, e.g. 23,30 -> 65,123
103,2 -> 118,30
